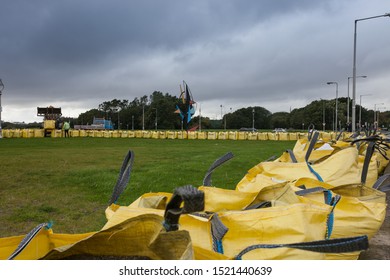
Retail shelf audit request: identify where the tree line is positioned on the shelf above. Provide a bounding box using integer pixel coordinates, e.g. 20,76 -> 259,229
2,91 -> 389,130
74,92 -> 389,131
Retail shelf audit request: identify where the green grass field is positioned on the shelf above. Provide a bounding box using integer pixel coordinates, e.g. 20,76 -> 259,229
0,137 -> 295,237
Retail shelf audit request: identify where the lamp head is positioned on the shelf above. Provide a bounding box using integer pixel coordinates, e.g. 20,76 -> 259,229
0,79 -> 4,91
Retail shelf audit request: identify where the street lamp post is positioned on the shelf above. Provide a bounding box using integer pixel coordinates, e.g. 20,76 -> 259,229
117,108 -> 120,130
322,99 -> 326,131
0,79 -> 4,139
351,12 -> 390,132
376,106 -> 386,129
142,105 -> 145,130
374,103 -> 384,129
199,103 -> 202,132
347,75 -> 367,123
327,81 -> 338,131
132,115 -> 134,130
252,108 -> 255,132
154,108 -> 158,130
359,94 -> 372,129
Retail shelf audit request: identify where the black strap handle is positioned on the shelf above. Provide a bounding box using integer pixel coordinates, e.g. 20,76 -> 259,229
286,149 -> 298,163
307,124 -> 315,140
336,128 -> 345,141
108,150 -> 135,205
372,173 -> 390,192
7,223 -> 50,260
305,130 -> 320,162
163,185 -> 205,231
203,152 -> 234,186
234,235 -> 368,259
361,141 -> 375,185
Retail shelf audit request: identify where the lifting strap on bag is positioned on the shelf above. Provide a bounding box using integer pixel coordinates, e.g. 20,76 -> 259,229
234,235 -> 368,260
286,149 -> 298,163
361,141 -> 376,185
304,131 -> 324,182
7,222 -> 51,260
372,173 -> 390,192
108,150 -> 135,205
163,185 -> 205,231
203,152 -> 234,186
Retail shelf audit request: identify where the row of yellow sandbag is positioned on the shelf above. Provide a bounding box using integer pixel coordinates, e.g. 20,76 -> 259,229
2,128 -> 351,141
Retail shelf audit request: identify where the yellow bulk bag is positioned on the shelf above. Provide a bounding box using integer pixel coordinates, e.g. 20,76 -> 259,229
79,130 -> 87,137
238,132 -> 247,140
267,132 -> 277,140
86,130 -> 95,137
120,130 -> 128,138
128,131 -> 135,138
1,215 -> 194,260
207,132 -> 217,140
95,130 -> 103,137
228,131 -> 237,140
197,131 -> 206,139
247,132 -> 258,140
103,131 -> 111,138
1,223 -> 92,260
237,147 -> 366,192
292,177 -> 386,239
177,131 -> 187,139
289,132 -> 298,141
279,132 -> 289,141
187,131 -> 197,139
258,132 -> 268,140
167,131 -> 177,139
290,177 -> 387,259
70,130 -> 79,137
33,129 -> 45,138
238,133 -> 381,192
218,132 -> 228,140
143,131 -> 152,138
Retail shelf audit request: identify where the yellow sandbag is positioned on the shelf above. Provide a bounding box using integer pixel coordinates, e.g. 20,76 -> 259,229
42,214 -> 193,260
1,214 -> 194,260
0,223 -> 93,260
291,178 -> 386,240
290,177 -> 387,259
237,147 -> 369,192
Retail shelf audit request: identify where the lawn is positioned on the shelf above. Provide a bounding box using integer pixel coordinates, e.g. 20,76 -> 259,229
0,137 -> 295,237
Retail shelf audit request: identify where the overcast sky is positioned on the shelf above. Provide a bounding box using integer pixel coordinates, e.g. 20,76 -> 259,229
0,0 -> 389,123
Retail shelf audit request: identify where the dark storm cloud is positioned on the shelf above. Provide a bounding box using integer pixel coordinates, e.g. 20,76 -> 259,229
0,0 -> 389,122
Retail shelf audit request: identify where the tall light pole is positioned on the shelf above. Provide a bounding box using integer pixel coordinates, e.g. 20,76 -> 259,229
376,106 -> 386,129
0,79 -> 4,139
322,99 -> 326,131
359,94 -> 372,129
352,12 -> 390,132
142,105 -> 145,130
347,75 -> 367,123
252,108 -> 255,132
153,108 -> 157,130
198,103 -> 201,132
327,81 -> 338,131
374,103 -> 384,129
116,107 -> 120,130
